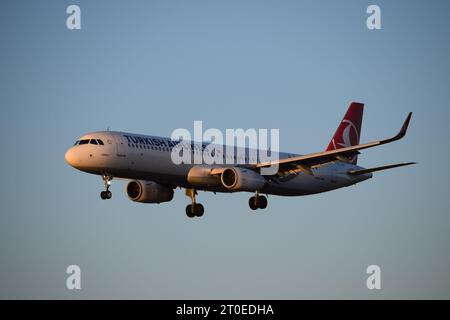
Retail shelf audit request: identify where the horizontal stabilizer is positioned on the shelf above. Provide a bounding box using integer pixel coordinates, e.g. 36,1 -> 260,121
347,162 -> 416,175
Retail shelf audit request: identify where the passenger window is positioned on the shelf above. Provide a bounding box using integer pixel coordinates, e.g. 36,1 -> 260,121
90,139 -> 98,145
79,139 -> 89,145
97,139 -> 104,145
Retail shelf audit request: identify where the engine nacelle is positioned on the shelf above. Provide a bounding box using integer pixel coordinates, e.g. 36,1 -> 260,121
126,180 -> 174,203
220,167 -> 266,192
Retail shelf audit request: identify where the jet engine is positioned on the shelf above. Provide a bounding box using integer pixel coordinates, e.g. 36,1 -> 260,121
126,180 -> 174,203
220,167 -> 266,192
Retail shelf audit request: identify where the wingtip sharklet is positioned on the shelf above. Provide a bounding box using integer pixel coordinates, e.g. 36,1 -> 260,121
383,112 -> 412,144
399,112 -> 413,137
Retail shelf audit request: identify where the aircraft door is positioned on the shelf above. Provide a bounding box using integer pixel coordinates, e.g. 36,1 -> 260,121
115,135 -> 127,157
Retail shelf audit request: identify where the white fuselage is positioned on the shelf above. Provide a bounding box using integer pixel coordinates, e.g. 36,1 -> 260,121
64,131 -> 372,196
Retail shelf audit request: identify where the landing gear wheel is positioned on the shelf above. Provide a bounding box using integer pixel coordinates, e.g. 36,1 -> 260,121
185,203 -> 204,218
258,196 -> 267,209
106,190 -> 112,199
185,189 -> 205,218
249,195 -> 268,210
195,203 -> 204,217
249,197 -> 258,210
186,204 -> 195,218
100,191 -> 107,200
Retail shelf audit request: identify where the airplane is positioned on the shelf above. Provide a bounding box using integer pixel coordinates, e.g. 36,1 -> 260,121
65,102 -> 415,218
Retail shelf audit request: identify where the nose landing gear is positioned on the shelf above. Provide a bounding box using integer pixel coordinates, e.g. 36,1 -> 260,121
249,191 -> 268,211
100,190 -> 112,200
100,174 -> 113,200
185,188 -> 204,218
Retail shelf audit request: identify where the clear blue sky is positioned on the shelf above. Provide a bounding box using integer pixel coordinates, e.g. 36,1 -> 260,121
1,0 -> 449,299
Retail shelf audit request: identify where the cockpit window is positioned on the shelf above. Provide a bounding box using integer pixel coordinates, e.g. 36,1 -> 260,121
75,138 -> 104,146
79,139 -> 89,145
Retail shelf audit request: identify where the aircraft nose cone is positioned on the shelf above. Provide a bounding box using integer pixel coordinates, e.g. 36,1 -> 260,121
65,148 -> 78,167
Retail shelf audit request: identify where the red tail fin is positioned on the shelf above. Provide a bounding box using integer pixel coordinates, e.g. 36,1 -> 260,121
326,102 -> 364,164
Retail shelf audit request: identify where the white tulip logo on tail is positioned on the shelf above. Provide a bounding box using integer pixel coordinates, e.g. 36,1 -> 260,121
331,120 -> 359,163
332,120 -> 359,149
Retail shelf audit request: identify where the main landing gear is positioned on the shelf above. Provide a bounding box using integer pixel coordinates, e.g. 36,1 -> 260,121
100,174 -> 113,200
249,192 -> 268,211
185,188 -> 204,218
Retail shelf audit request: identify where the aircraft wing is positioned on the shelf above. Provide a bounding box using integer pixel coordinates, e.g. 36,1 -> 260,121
256,112 -> 413,176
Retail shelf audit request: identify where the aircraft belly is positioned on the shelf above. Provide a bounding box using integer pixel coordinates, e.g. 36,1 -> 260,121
262,170 -> 355,196
100,149 -> 366,195
262,174 -> 327,196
